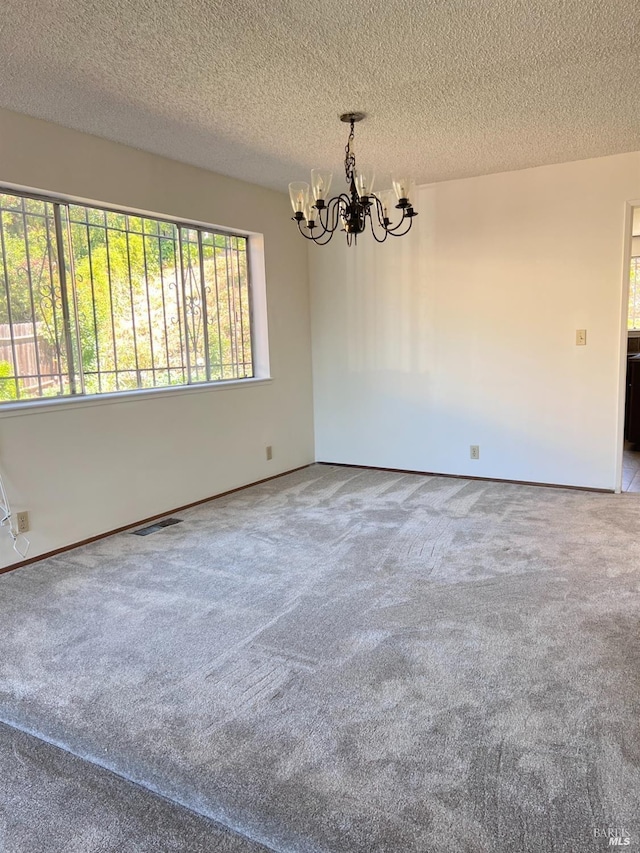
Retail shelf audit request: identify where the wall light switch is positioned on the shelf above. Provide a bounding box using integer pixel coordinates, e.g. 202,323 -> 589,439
576,329 -> 587,346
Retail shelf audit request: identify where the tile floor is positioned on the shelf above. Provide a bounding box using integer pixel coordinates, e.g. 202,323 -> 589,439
622,442 -> 640,492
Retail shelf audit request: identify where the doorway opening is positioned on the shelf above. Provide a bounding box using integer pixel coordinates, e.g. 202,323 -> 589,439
622,206 -> 640,491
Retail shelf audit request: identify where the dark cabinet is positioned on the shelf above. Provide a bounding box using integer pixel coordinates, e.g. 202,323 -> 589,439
625,355 -> 640,443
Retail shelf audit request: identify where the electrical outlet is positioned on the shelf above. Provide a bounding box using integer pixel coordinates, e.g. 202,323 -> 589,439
576,329 -> 587,346
16,511 -> 29,533
470,445 -> 480,460
266,445 -> 273,461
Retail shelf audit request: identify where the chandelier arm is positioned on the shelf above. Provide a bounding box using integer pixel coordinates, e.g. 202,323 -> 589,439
329,195 -> 350,235
335,193 -> 352,207
365,197 -> 390,243
313,195 -> 347,237
315,202 -> 335,236
309,214 -> 331,241
368,222 -> 389,243
315,201 -> 336,240
298,216 -> 336,245
310,196 -> 344,240
371,196 -> 386,228
385,210 -> 413,234
310,230 -> 337,246
386,216 -> 415,237
329,195 -> 348,229
330,199 -> 343,234
301,196 -> 349,245
296,220 -> 320,241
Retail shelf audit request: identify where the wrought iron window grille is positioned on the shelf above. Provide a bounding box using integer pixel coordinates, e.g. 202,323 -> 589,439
0,189 -> 254,402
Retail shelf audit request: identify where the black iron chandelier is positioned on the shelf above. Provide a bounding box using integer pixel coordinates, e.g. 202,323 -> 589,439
288,113 -> 418,246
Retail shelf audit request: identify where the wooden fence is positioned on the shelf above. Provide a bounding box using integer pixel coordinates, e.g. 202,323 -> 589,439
0,322 -> 59,390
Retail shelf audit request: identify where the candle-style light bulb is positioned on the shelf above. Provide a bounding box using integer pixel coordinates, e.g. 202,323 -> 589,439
289,182 -> 310,215
392,176 -> 414,205
311,169 -> 333,203
355,165 -> 375,198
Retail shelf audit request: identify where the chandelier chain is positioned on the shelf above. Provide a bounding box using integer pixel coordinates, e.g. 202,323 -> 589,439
344,119 -> 356,185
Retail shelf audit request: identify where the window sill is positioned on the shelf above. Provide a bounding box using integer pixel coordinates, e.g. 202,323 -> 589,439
0,377 -> 273,418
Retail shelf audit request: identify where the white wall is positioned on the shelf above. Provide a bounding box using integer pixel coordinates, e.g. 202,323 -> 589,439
311,152 -> 640,489
0,108 -> 314,566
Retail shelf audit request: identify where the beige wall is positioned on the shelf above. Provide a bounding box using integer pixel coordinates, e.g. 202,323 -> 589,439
311,151 -> 640,489
0,108 -> 314,566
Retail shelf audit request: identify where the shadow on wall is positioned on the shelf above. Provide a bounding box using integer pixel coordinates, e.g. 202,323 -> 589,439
341,194 -> 434,376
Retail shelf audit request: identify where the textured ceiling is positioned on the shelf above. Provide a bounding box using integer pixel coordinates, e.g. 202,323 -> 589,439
1,0 -> 639,193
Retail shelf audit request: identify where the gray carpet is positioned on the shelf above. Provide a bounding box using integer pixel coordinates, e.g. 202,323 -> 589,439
0,464 -> 639,852
0,722 -> 269,853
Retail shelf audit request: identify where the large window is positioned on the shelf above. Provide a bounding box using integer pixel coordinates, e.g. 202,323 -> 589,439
0,189 -> 253,402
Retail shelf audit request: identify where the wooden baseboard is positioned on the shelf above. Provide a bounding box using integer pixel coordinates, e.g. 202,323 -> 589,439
317,461 -> 614,493
0,464 -> 312,576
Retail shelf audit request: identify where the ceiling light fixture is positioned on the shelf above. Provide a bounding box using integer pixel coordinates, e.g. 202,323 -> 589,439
289,113 -> 418,246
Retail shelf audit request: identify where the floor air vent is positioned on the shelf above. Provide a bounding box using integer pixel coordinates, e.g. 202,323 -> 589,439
131,518 -> 183,536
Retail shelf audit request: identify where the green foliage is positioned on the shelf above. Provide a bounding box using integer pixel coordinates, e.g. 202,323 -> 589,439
0,360 -> 17,401
0,192 -> 253,400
